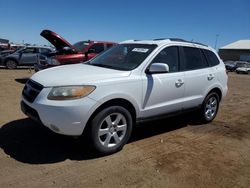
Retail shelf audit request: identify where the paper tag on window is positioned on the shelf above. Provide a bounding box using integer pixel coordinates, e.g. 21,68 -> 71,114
132,48 -> 149,53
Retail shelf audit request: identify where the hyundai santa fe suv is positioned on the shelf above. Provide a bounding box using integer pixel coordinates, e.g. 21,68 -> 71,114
34,30 -> 116,71
21,38 -> 228,155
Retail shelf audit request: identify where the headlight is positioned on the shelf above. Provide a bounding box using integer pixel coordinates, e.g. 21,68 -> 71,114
47,86 -> 96,100
47,58 -> 60,65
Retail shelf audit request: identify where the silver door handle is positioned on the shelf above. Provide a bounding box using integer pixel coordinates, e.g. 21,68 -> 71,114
207,74 -> 215,81
175,79 -> 184,87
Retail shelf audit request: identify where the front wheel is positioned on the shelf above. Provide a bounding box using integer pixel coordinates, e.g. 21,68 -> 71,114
198,92 -> 220,123
87,106 -> 133,155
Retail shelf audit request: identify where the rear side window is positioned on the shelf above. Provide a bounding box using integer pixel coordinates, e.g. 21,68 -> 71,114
89,43 -> 104,53
106,44 -> 114,49
152,46 -> 179,73
183,47 -> 208,71
203,49 -> 220,66
22,48 -> 36,53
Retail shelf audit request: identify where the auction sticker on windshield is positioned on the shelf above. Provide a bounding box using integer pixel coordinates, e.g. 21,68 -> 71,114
132,48 -> 149,53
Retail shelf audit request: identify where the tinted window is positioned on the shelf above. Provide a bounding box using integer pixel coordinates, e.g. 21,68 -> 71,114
89,43 -> 104,53
152,46 -> 179,72
203,50 -> 220,66
73,41 -> 90,52
40,48 -> 51,55
183,47 -> 208,70
22,48 -> 36,53
106,44 -> 114,49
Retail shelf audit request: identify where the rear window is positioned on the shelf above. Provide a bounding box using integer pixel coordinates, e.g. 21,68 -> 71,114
203,49 -> 220,66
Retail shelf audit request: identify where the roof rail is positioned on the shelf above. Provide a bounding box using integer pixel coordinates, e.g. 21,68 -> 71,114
153,38 -> 208,47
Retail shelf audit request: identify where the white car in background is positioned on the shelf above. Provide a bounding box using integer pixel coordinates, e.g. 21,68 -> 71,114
21,38 -> 228,155
236,63 -> 250,74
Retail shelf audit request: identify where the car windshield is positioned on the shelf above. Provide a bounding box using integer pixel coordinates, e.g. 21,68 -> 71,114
87,43 -> 157,71
73,41 -> 90,52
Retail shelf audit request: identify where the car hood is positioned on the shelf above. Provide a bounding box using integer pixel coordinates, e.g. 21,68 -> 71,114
40,29 -> 77,52
31,64 -> 131,87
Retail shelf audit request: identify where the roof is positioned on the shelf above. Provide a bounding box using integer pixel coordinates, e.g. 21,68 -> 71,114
120,38 -> 212,50
220,40 -> 250,50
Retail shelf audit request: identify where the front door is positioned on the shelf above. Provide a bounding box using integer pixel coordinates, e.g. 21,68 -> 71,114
141,46 -> 185,118
19,48 -> 38,65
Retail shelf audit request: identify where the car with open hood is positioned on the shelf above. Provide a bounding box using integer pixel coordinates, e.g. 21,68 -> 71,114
34,30 -> 116,71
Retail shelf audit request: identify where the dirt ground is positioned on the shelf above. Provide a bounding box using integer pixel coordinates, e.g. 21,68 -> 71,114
0,68 -> 250,188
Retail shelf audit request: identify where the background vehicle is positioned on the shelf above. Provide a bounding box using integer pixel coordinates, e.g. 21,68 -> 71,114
224,61 -> 236,72
224,61 -> 249,72
236,64 -> 250,74
21,38 -> 228,155
0,49 -> 14,66
4,46 -> 52,69
34,30 -> 116,71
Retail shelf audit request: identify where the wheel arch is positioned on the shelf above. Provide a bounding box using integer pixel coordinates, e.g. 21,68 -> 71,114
4,57 -> 18,65
83,98 -> 137,135
207,87 -> 222,101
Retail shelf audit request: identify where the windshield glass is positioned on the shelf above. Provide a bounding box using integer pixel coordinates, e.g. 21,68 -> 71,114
73,41 -> 90,51
88,43 -> 157,71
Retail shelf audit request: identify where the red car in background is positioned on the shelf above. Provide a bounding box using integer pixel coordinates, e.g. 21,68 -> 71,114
34,30 -> 116,71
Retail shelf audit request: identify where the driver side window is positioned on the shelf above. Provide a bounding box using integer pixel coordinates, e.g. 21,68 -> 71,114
22,48 -> 36,54
152,46 -> 179,73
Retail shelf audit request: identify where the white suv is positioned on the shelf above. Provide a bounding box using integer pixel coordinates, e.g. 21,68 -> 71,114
21,38 -> 228,155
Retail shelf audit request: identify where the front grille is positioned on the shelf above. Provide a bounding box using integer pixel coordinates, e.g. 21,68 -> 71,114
22,79 -> 43,103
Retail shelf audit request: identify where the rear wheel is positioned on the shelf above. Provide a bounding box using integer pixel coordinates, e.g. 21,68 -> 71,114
87,106 -> 133,155
5,60 -> 17,69
198,92 -> 220,123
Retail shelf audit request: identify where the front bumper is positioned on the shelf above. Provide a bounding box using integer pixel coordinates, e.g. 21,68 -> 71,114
21,87 -> 99,136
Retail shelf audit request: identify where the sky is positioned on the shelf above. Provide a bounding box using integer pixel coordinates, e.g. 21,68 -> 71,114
0,0 -> 249,49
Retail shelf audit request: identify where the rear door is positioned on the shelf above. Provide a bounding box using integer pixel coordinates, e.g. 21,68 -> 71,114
180,46 -> 216,109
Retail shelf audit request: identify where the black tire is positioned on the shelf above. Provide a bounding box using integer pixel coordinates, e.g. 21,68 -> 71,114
198,92 -> 220,123
87,106 -> 133,155
5,59 -> 17,69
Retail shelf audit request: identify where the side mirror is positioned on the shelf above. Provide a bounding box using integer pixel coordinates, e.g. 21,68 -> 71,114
147,63 -> 169,74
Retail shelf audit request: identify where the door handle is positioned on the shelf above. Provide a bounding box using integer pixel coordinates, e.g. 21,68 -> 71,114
175,79 -> 184,87
207,74 -> 215,81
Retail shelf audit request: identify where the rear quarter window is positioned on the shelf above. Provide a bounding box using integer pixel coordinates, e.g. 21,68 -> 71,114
203,49 -> 220,66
